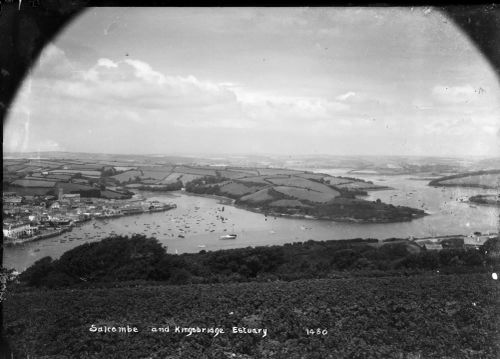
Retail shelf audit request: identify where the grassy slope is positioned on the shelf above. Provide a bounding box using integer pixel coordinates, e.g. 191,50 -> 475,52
429,170 -> 500,189
5,273 -> 500,359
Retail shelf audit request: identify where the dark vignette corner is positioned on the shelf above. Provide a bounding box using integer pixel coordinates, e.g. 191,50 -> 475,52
0,2 -> 499,358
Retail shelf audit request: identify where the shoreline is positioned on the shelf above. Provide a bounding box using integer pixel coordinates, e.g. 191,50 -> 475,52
3,204 -> 177,246
4,226 -> 73,246
233,202 -> 428,224
145,190 -> 428,224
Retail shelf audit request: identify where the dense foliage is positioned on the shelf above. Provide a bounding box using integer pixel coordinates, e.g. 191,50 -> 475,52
133,181 -> 183,192
469,194 -> 500,206
185,176 -> 227,195
306,198 -> 425,222
18,236 -> 500,289
4,274 -> 500,358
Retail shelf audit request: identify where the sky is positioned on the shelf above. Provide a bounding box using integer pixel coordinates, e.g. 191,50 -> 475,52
3,7 -> 500,157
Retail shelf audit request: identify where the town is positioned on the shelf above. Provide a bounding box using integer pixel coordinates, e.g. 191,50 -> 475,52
2,189 -> 176,245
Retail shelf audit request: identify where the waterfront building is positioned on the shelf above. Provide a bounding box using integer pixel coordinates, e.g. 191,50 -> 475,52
3,222 -> 39,238
3,196 -> 23,204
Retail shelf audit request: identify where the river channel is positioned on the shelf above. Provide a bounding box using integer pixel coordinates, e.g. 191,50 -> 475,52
4,173 -> 499,271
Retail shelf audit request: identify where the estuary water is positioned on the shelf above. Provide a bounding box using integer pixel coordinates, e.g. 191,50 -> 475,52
4,173 -> 499,271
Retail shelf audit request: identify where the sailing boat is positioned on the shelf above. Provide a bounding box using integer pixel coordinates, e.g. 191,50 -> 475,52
220,223 -> 237,240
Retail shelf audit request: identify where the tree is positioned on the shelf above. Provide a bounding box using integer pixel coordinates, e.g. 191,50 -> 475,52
19,257 -> 55,287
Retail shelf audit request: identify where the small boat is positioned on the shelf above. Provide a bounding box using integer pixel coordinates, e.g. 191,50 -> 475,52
197,244 -> 206,248
220,234 -> 237,240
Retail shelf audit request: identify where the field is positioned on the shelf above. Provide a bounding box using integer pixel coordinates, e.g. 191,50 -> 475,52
269,199 -> 310,208
175,166 -> 218,177
4,164 -> 27,172
265,177 -> 338,194
15,166 -> 44,173
26,160 -> 65,168
240,189 -> 274,203
111,170 -> 142,183
50,169 -> 102,177
56,182 -> 95,192
294,172 -> 329,181
159,172 -> 182,184
235,176 -> 274,185
10,179 -> 56,187
64,164 -> 106,170
4,273 -> 499,358
4,186 -> 52,196
30,173 -> 73,181
219,182 -> 263,197
256,168 -> 303,176
226,167 -> 261,176
139,170 -> 174,181
23,176 -> 64,182
216,170 -> 250,180
273,186 -> 339,203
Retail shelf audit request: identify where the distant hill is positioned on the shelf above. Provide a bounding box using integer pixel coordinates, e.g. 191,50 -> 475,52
428,169 -> 500,189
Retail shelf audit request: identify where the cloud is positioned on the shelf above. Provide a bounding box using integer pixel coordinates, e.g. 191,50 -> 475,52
336,91 -> 356,101
34,52 -> 238,112
237,92 -> 350,128
36,44 -> 76,78
28,47 -> 354,131
123,59 -> 165,84
97,58 -> 118,68
432,85 -> 479,104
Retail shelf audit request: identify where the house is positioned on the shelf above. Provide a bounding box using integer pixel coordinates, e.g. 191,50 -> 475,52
103,208 -> 122,217
423,243 -> 443,251
3,222 -> 38,238
464,233 -> 493,250
3,196 -> 23,204
148,201 -> 165,209
62,193 -> 81,202
2,204 -> 20,215
50,201 -> 61,210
